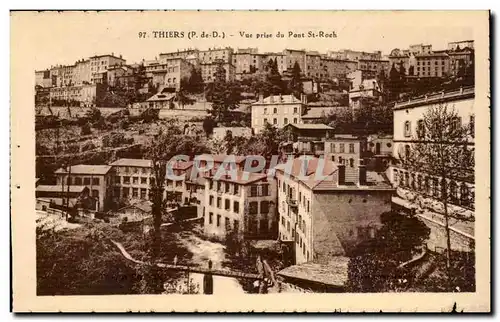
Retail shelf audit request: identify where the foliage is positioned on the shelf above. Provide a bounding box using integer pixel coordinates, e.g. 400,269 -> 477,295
175,89 -> 196,109
85,108 -> 102,124
202,117 -> 216,137
102,132 -> 133,148
184,67 -> 204,93
206,62 -> 242,122
346,211 -> 430,292
398,103 -> 475,290
80,123 -> 92,136
140,108 -> 160,123
288,61 -> 303,97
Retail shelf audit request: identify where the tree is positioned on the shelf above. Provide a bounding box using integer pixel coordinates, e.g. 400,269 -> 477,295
347,211 -> 430,292
175,89 -> 196,110
202,116 -> 216,137
288,61 -> 303,97
186,67 -> 204,93
80,123 -> 91,136
398,103 -> 474,290
209,61 -> 242,122
388,63 -> 402,101
85,107 -> 101,124
265,58 -> 285,95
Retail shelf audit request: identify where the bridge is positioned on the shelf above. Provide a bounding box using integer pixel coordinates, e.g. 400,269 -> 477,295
110,240 -> 265,281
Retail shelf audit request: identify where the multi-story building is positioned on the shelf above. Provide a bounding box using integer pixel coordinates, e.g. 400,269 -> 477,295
200,61 -> 235,83
49,83 -> 106,106
199,47 -> 234,64
35,70 -> 53,88
262,52 -> 287,74
232,50 -> 265,79
159,48 -> 199,61
145,57 -> 192,90
357,59 -> 390,77
348,78 -> 383,110
409,44 -> 433,55
328,49 -> 382,61
251,94 -> 307,133
448,47 -> 474,77
203,170 -> 278,241
391,86 -> 475,209
323,134 -> 367,166
109,159 -> 153,203
110,158 -> 195,205
388,48 -> 413,75
275,156 -> 394,264
73,59 -> 92,85
89,54 -> 126,84
54,165 -> 113,212
319,57 -> 358,80
304,52 -> 322,79
448,40 -> 474,51
414,52 -> 450,78
106,64 -> 135,88
284,49 -> 306,72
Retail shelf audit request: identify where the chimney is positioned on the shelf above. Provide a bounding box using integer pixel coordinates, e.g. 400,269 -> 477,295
302,157 -> 309,177
270,95 -> 274,103
259,93 -> 263,102
337,164 -> 345,186
358,159 -> 367,186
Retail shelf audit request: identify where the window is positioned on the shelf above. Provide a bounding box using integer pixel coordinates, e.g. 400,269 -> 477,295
339,143 -> 345,153
132,188 -> 139,198
133,177 -> 139,185
249,201 -> 258,214
209,212 -> 213,224
225,183 -> 230,193
217,182 -> 222,191
293,107 -> 298,114
217,214 -> 221,227
150,177 -> 155,186
84,177 -> 91,185
92,177 -> 99,185
349,143 -> 355,153
331,143 -> 336,152
114,176 -> 121,184
141,177 -> 147,184
209,195 -> 214,206
284,118 -> 288,125
263,118 -> 268,124
250,185 -> 258,197
217,197 -> 222,208
225,199 -> 230,210
122,187 -> 129,197
417,119 -> 425,138
273,108 -> 277,114
405,144 -> 411,159
234,201 -> 240,213
293,118 -> 297,124
234,220 -> 239,232
140,188 -> 147,199
91,189 -> 99,199
273,118 -> 277,125
261,201 -> 269,213
404,121 -> 411,137
451,117 -> 462,132
74,177 -> 82,185
176,181 -> 182,187
225,217 -> 230,231
306,200 -> 310,212
261,184 -> 269,196
349,158 -> 354,167
234,185 -> 239,195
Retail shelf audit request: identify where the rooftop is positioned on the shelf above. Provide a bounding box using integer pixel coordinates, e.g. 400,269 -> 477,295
198,154 -> 247,164
36,185 -> 87,193
277,257 -> 350,287
206,170 -> 269,185
285,123 -> 334,130
110,158 -> 152,168
252,94 -> 302,105
394,86 -> 474,110
55,165 -> 112,176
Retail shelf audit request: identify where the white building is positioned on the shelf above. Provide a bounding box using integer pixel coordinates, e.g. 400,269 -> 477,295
251,94 -> 307,134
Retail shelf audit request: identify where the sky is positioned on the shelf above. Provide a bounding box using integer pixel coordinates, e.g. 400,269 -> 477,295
11,11 -> 477,71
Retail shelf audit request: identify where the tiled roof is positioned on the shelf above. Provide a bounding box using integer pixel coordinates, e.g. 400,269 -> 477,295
275,157 -> 394,191
110,158 -> 152,168
198,154 -> 247,164
36,185 -> 87,193
55,165 -> 112,175
302,107 -> 339,119
252,95 -> 302,105
207,170 -> 268,185
277,257 -> 350,287
286,123 -> 334,130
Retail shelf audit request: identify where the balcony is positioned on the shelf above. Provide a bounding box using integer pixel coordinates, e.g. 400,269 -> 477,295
286,196 -> 299,209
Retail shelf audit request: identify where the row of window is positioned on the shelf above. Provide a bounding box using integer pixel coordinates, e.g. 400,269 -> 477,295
394,169 -> 474,209
66,176 -> 100,186
207,212 -> 239,232
114,186 -> 149,200
279,217 -> 310,260
208,196 -> 272,215
263,117 -> 298,125
403,116 -> 474,138
263,107 -> 299,115
329,142 -> 356,153
279,180 -> 311,212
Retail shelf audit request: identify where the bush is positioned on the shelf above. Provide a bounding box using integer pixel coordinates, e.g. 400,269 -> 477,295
81,123 -> 92,136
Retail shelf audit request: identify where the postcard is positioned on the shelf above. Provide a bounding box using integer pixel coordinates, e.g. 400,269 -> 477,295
10,10 -> 490,312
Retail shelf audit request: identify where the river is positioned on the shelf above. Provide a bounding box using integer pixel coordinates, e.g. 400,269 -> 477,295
162,230 -> 247,294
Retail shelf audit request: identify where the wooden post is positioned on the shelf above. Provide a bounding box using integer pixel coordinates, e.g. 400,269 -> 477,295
203,260 -> 213,295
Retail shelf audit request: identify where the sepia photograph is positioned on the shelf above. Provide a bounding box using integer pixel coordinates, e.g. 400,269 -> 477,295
10,10 -> 490,312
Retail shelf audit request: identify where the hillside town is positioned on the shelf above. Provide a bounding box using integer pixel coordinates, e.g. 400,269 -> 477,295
35,40 -> 475,295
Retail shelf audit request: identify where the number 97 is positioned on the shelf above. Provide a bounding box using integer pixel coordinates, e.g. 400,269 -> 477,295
138,32 -> 147,38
